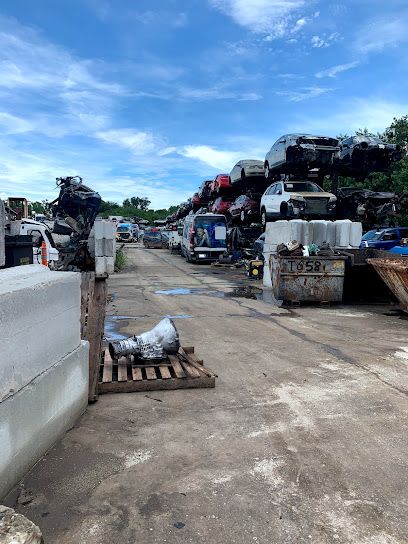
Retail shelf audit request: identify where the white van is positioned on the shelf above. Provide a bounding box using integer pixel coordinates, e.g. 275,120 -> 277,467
181,212 -> 227,263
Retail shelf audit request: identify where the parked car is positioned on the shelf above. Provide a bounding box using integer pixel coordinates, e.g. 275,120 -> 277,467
339,135 -> 403,177
210,174 -> 232,195
389,240 -> 408,256
192,192 -> 209,210
143,229 -> 168,249
168,225 -> 184,253
211,196 -> 235,215
180,212 -> 228,262
176,200 -> 193,220
336,187 -> 397,229
360,227 -> 408,250
198,180 -> 213,201
264,134 -> 340,178
228,194 -> 260,225
253,233 -> 265,259
116,222 -> 135,242
260,180 -> 337,226
230,160 -> 265,184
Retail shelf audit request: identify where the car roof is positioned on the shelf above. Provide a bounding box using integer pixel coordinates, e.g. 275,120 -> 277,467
280,133 -> 337,139
236,159 -> 264,166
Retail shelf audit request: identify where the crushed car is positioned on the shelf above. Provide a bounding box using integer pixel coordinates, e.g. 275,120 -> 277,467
230,160 -> 265,184
336,187 -> 398,229
265,134 -> 340,179
338,135 -> 404,177
260,180 -> 336,226
50,176 -> 101,271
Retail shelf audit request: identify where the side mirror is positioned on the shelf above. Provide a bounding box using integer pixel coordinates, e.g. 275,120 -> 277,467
276,190 -> 282,195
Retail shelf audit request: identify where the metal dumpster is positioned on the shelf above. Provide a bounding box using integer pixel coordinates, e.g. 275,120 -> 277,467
367,258 -> 408,312
270,254 -> 346,303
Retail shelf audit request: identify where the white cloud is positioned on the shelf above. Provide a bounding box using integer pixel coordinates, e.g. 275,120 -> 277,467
209,0 -> 306,36
95,129 -> 161,155
293,98 -> 408,135
178,145 -> 241,170
311,33 -> 340,48
353,14 -> 408,55
276,86 -> 333,102
291,17 -> 308,33
0,112 -> 33,134
177,86 -> 262,102
315,61 -> 359,79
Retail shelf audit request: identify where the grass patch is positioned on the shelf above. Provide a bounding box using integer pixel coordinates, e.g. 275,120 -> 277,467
115,247 -> 127,271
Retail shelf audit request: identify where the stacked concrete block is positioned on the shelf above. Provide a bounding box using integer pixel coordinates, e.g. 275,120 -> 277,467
88,219 -> 116,278
264,219 -> 363,250
0,265 -> 89,499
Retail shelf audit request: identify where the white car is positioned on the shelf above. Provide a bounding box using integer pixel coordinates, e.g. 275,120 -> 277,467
260,180 -> 337,226
230,160 -> 265,184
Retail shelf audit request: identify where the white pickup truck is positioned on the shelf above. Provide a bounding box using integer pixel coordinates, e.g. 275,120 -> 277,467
9,219 -> 59,265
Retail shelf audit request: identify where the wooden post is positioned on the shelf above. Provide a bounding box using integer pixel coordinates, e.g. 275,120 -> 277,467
81,273 -> 107,403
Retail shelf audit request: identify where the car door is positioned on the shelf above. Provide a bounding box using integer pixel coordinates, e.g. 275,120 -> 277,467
270,183 -> 285,214
273,138 -> 286,167
381,230 -> 399,249
263,184 -> 277,215
231,196 -> 243,217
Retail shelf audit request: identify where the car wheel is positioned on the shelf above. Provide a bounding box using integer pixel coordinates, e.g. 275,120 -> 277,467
280,202 -> 289,218
240,210 -> 246,224
261,209 -> 267,229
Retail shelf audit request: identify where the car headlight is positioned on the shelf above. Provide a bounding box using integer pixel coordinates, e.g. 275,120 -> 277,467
290,197 -> 305,210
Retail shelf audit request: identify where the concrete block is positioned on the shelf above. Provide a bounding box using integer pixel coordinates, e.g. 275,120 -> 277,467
0,341 -> 89,499
89,220 -> 116,258
326,221 -> 337,246
350,222 -> 363,247
335,219 -> 352,247
310,220 -> 328,245
263,254 -> 272,287
0,266 -> 81,401
95,256 -> 114,277
265,221 -> 291,246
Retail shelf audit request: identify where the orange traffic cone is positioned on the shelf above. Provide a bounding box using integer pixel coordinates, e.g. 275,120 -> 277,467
41,241 -> 48,266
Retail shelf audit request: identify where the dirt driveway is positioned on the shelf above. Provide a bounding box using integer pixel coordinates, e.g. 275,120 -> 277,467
6,244 -> 408,544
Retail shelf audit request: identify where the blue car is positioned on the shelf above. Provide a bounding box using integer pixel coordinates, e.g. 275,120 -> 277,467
360,227 -> 408,250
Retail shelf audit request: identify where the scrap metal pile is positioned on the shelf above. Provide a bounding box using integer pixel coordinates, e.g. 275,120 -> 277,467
51,176 -> 101,271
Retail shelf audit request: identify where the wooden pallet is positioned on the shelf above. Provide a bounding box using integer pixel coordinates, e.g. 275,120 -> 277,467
98,346 -> 216,394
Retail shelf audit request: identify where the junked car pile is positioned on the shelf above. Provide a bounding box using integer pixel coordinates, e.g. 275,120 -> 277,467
166,132 -> 405,233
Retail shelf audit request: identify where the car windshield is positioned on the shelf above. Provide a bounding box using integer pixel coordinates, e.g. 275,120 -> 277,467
284,182 -> 323,193
161,232 -> 170,238
117,226 -> 131,232
362,230 -> 384,241
297,136 -> 339,147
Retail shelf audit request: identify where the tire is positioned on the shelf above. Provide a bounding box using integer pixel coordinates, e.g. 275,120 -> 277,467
261,209 -> 267,230
280,202 -> 289,218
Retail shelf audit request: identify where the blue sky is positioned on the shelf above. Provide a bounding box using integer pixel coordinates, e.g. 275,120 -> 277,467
0,0 -> 407,208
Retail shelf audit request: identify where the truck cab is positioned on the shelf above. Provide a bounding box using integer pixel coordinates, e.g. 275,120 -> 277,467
360,227 -> 408,250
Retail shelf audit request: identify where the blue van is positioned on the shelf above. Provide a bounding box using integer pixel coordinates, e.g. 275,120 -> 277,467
360,227 -> 408,250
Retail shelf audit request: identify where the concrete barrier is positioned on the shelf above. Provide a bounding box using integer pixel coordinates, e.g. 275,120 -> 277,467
0,265 -> 89,499
0,266 -> 81,402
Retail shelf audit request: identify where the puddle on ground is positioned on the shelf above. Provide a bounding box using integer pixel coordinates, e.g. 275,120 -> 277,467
163,314 -> 193,319
104,316 -> 129,341
155,287 -> 223,297
154,284 -> 283,305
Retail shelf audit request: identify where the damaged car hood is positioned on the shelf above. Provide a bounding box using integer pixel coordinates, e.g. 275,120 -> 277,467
289,191 -> 335,198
